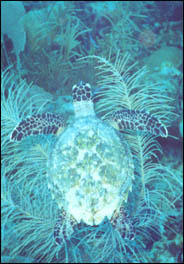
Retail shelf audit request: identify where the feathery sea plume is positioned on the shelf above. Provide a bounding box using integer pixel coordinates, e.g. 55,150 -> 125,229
1,50 -> 181,263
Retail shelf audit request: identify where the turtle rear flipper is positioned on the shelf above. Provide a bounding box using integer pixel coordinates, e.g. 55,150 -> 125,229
10,113 -> 66,141
54,210 -> 76,245
111,206 -> 135,241
110,109 -> 168,138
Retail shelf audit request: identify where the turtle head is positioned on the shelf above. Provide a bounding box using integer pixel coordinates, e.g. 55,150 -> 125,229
72,81 -> 95,117
72,81 -> 92,102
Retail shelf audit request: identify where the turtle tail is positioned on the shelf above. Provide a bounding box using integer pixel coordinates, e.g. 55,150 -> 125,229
110,109 -> 168,138
10,113 -> 65,141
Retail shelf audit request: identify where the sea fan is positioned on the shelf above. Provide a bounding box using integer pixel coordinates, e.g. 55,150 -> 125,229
1,1 -> 26,70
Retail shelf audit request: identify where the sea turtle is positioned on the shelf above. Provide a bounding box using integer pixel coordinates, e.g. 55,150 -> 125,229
10,81 -> 168,245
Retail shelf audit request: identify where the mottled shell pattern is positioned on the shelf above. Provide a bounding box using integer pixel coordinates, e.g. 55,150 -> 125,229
10,81 -> 168,243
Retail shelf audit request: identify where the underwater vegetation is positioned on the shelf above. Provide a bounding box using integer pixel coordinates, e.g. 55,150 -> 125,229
1,50 -> 182,263
1,1 -> 90,94
1,1 -> 183,263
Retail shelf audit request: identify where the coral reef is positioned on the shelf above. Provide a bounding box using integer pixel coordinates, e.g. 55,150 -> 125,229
1,52 -> 182,263
145,46 -> 182,74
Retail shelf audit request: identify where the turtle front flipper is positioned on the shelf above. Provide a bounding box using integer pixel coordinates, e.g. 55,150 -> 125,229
110,109 -> 168,137
10,113 -> 66,141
